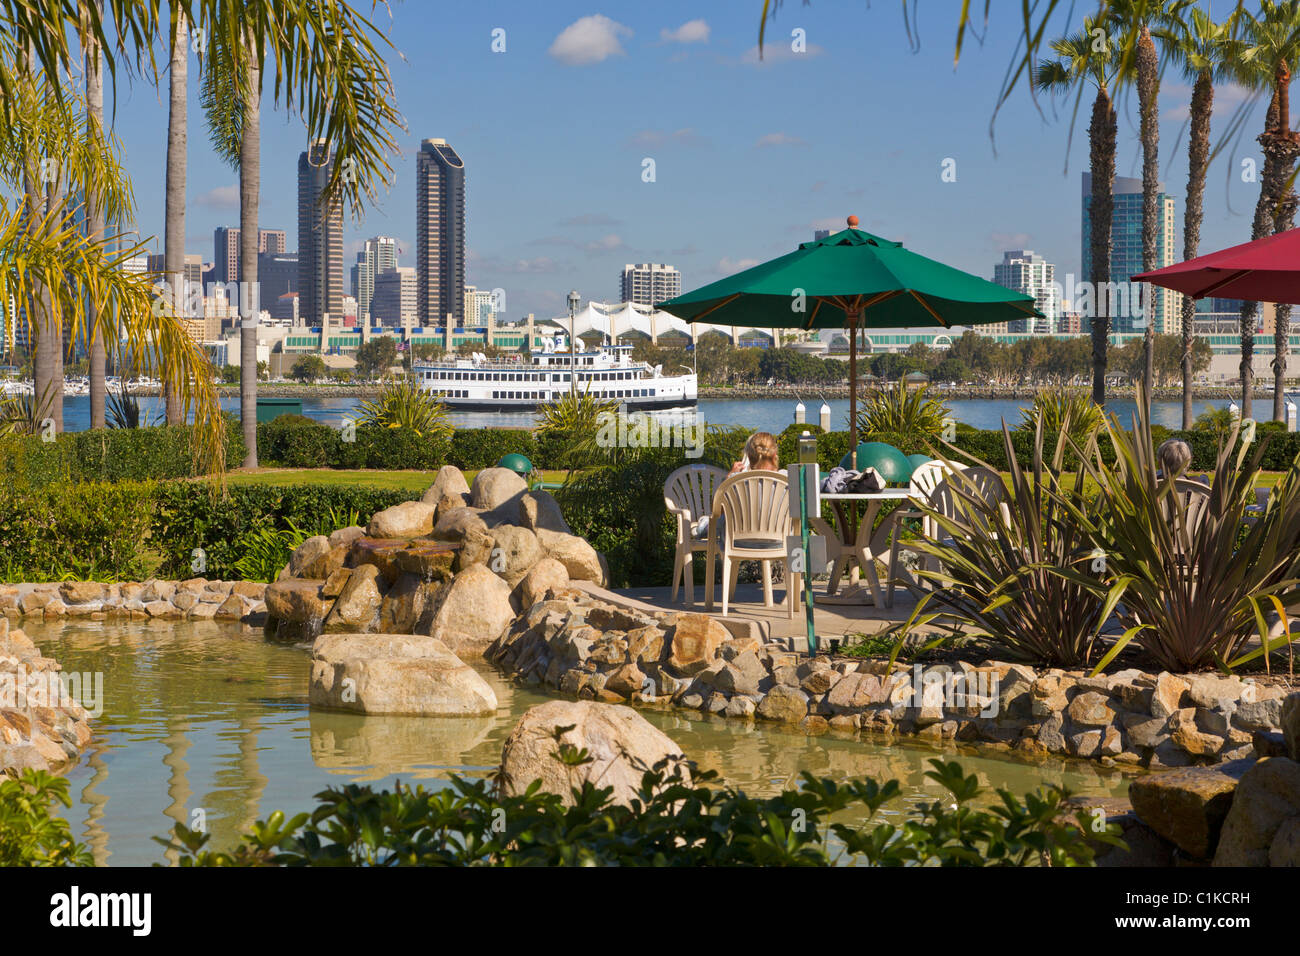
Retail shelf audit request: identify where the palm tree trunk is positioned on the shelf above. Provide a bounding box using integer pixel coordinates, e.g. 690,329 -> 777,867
86,0 -> 107,429
163,13 -> 187,425
1241,89 -> 1283,420
1181,70 -> 1212,430
1138,25 -> 1159,412
1266,61 -> 1300,422
1089,88 -> 1117,407
240,41 -> 261,468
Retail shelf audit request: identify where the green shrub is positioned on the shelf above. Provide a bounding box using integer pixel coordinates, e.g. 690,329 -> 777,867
257,415 -> 338,467
159,757 -> 1122,867
149,483 -> 417,579
0,771 -> 92,867
0,481 -> 157,581
0,417 -> 244,489
449,429 -> 537,471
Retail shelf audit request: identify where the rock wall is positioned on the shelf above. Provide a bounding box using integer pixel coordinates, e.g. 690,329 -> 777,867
488,589 -> 1291,770
0,620 -> 94,775
0,580 -> 267,625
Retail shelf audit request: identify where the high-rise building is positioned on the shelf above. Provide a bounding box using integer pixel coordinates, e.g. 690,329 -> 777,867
371,266 -> 417,328
1081,173 -> 1181,336
813,229 -> 831,241
415,138 -> 465,326
464,285 -> 497,325
993,250 -> 1061,334
298,140 -> 344,325
620,263 -> 681,306
352,236 -> 398,323
213,227 -> 287,283
258,252 -> 298,302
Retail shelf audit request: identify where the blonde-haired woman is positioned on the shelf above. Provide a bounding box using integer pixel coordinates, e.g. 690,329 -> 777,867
730,431 -> 780,474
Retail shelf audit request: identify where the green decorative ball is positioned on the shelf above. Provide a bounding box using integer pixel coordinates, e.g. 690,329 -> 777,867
840,442 -> 913,484
907,453 -> 933,472
496,453 -> 534,476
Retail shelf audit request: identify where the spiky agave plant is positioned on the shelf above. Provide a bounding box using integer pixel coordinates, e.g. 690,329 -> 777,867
855,380 -> 950,451
1064,392 -> 1300,674
899,408 -> 1113,668
355,379 -> 452,440
1016,388 -> 1103,441
535,387 -> 621,470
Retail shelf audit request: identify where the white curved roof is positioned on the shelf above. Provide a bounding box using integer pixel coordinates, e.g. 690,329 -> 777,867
554,300 -> 771,342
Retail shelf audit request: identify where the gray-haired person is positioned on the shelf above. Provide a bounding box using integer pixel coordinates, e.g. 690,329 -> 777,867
1156,438 -> 1206,484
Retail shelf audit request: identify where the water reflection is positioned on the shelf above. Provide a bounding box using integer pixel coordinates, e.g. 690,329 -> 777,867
23,619 -> 1129,866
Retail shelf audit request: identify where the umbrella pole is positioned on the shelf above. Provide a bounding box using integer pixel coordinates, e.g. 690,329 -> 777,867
848,311 -> 859,452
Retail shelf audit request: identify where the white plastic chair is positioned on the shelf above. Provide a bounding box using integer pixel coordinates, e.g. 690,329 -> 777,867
910,466 -> 1009,578
704,471 -> 801,617
884,460 -> 965,600
663,463 -> 728,605
1163,477 -> 1211,562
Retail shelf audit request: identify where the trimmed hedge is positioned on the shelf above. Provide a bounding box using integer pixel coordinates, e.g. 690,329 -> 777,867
255,416 -> 451,470
448,429 -> 537,470
0,417 -> 245,490
150,482 -> 419,579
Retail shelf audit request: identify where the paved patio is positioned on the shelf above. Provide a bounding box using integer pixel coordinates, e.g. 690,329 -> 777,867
578,578 -> 920,651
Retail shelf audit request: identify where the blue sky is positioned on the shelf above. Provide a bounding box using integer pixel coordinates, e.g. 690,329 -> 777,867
101,1 -> 1269,320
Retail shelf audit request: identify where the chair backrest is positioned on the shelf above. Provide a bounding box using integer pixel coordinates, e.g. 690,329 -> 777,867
712,471 -> 791,547
1163,477 -> 1211,553
925,466 -> 1007,538
909,460 -> 965,500
664,464 -> 728,533
1255,485 -> 1272,510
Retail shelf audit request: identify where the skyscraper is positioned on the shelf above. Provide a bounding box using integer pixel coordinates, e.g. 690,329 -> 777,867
352,236 -> 398,324
416,138 -> 465,327
620,263 -> 681,306
993,250 -> 1060,334
213,227 -> 287,283
1081,173 -> 1181,336
371,266 -> 418,328
298,140 -> 344,325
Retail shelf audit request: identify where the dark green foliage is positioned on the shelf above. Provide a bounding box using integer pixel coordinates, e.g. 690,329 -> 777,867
0,481 -> 158,581
448,429 -> 538,470
0,771 -> 93,867
149,483 -> 417,579
0,416 -> 244,489
255,415 -> 450,470
159,758 -> 1122,867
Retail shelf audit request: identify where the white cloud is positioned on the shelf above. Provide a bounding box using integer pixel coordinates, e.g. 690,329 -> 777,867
626,127 -> 709,149
660,19 -> 709,44
755,132 -> 806,148
560,212 -> 622,227
737,42 -> 826,65
715,256 -> 760,274
549,15 -> 632,66
193,185 -> 239,210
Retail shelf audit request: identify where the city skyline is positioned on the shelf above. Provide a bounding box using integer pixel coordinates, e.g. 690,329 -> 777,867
98,3 -> 1273,324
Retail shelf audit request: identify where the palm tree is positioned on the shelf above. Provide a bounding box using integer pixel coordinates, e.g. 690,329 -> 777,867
163,9 -> 188,425
1162,9 -> 1237,429
1231,1 -> 1300,422
1035,17 -> 1122,406
81,0 -> 107,429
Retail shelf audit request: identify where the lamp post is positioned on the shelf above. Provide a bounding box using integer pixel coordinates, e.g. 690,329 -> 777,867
568,290 -> 580,397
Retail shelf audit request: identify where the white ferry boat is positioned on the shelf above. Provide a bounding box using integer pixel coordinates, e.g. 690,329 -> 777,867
413,342 -> 696,411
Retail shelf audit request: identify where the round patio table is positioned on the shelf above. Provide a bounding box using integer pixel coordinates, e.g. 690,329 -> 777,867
820,490 -> 917,607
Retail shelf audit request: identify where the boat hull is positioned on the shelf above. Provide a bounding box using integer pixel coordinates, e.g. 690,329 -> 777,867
438,396 -> 697,412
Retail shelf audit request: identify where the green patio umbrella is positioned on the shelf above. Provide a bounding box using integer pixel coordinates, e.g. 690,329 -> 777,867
658,216 -> 1043,448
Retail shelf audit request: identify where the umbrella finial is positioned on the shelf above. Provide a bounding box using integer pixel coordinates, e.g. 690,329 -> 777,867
847,215 -> 859,228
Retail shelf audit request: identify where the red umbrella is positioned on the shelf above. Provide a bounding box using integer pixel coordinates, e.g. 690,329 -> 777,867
1134,227 -> 1300,303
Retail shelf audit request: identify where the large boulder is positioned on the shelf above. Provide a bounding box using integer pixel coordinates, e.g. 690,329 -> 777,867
288,536 -> 331,577
519,490 -> 572,534
328,525 -> 367,550
368,500 -> 435,539
419,563 -> 514,658
265,579 -> 333,623
665,614 -> 729,677
513,557 -> 570,611
1283,692 -> 1300,761
421,465 -> 472,508
433,507 -> 488,542
309,633 -> 498,716
488,525 -> 542,583
535,528 -> 604,583
471,467 -> 528,513
1128,761 -> 1251,859
498,700 -> 689,806
378,572 -> 439,634
323,564 -> 386,633
1213,756 -> 1300,866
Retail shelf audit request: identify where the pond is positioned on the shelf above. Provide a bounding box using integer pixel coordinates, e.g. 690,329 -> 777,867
23,618 -> 1130,865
